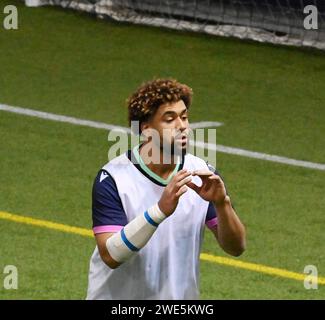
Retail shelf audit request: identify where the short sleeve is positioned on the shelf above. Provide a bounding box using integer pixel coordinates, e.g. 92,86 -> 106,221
205,163 -> 221,229
204,162 -> 235,229
205,202 -> 218,229
92,170 -> 128,235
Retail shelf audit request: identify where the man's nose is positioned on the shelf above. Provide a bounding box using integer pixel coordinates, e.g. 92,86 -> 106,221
176,117 -> 187,131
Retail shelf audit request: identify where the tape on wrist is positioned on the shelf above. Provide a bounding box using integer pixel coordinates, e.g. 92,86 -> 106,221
146,203 -> 167,225
106,203 -> 167,263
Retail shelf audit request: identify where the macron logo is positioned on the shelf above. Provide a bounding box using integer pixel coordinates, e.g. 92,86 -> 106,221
100,171 -> 108,182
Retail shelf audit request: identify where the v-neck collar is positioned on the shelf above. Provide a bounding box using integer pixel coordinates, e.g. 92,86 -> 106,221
127,144 -> 185,187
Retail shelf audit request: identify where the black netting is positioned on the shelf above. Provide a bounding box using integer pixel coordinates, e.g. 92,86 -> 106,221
25,0 -> 325,50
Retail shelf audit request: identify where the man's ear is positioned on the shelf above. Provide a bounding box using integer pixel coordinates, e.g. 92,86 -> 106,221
141,122 -> 150,139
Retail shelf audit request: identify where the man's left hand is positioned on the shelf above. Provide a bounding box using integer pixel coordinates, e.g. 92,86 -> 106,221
187,170 -> 227,206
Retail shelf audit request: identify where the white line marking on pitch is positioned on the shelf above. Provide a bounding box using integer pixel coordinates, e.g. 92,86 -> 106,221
1,103 -> 324,171
0,103 -> 131,133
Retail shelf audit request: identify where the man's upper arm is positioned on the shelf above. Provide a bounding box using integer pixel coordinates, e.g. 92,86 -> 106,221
204,162 -> 236,240
205,163 -> 219,230
92,169 -> 127,234
92,169 -> 127,267
205,201 -> 218,230
204,161 -> 234,231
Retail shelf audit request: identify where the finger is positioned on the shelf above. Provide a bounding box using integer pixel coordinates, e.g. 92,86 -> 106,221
208,176 -> 224,187
175,176 -> 192,189
208,175 -> 222,182
192,170 -> 214,177
173,169 -> 187,178
173,170 -> 192,182
186,182 -> 201,194
175,185 -> 188,197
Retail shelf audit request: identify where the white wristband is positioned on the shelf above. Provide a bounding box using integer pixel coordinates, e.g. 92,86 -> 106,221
147,203 -> 167,225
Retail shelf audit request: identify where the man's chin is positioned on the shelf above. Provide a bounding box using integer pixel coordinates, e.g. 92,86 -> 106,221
159,139 -> 189,157
172,140 -> 188,156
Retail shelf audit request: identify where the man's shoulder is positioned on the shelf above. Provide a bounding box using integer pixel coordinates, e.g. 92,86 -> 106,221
92,152 -> 132,184
101,152 -> 130,172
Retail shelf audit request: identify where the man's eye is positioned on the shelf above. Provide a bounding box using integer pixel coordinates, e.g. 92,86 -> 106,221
165,119 -> 173,122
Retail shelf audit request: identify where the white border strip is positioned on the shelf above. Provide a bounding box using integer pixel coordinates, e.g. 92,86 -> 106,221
0,103 -> 131,134
190,121 -> 223,129
1,103 -> 324,171
194,141 -> 325,171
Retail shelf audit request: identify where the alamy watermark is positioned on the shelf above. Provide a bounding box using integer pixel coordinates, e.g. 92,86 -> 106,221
2,5 -> 18,30
303,5 -> 318,30
107,122 -> 218,167
2,265 -> 18,290
304,265 -> 318,290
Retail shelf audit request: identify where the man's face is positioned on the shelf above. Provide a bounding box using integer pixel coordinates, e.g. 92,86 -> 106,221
142,100 -> 190,157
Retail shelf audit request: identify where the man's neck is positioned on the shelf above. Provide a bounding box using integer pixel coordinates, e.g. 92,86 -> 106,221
139,142 -> 178,181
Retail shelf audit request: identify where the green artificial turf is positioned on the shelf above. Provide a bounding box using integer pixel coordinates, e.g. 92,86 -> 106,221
0,0 -> 324,299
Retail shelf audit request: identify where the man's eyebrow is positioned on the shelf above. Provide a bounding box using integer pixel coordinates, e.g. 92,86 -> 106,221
162,108 -> 188,117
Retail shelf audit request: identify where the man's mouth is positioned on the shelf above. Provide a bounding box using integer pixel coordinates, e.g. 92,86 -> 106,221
175,132 -> 188,140
175,135 -> 188,146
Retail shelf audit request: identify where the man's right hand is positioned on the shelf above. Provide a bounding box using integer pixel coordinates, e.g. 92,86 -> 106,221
158,169 -> 192,216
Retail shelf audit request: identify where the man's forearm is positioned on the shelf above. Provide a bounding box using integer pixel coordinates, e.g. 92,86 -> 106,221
106,203 -> 167,265
214,196 -> 246,256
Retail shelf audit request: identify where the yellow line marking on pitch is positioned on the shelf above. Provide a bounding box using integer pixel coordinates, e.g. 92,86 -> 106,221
1,210 -> 324,285
200,253 -> 324,284
0,211 -> 93,237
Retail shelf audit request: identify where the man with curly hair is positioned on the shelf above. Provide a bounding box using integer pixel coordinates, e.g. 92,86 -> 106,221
87,79 -> 246,300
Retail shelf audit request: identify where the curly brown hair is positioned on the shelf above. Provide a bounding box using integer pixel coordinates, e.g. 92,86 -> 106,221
127,78 -> 193,133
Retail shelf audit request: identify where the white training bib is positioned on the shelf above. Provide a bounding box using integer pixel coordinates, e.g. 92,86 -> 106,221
87,152 -> 210,300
